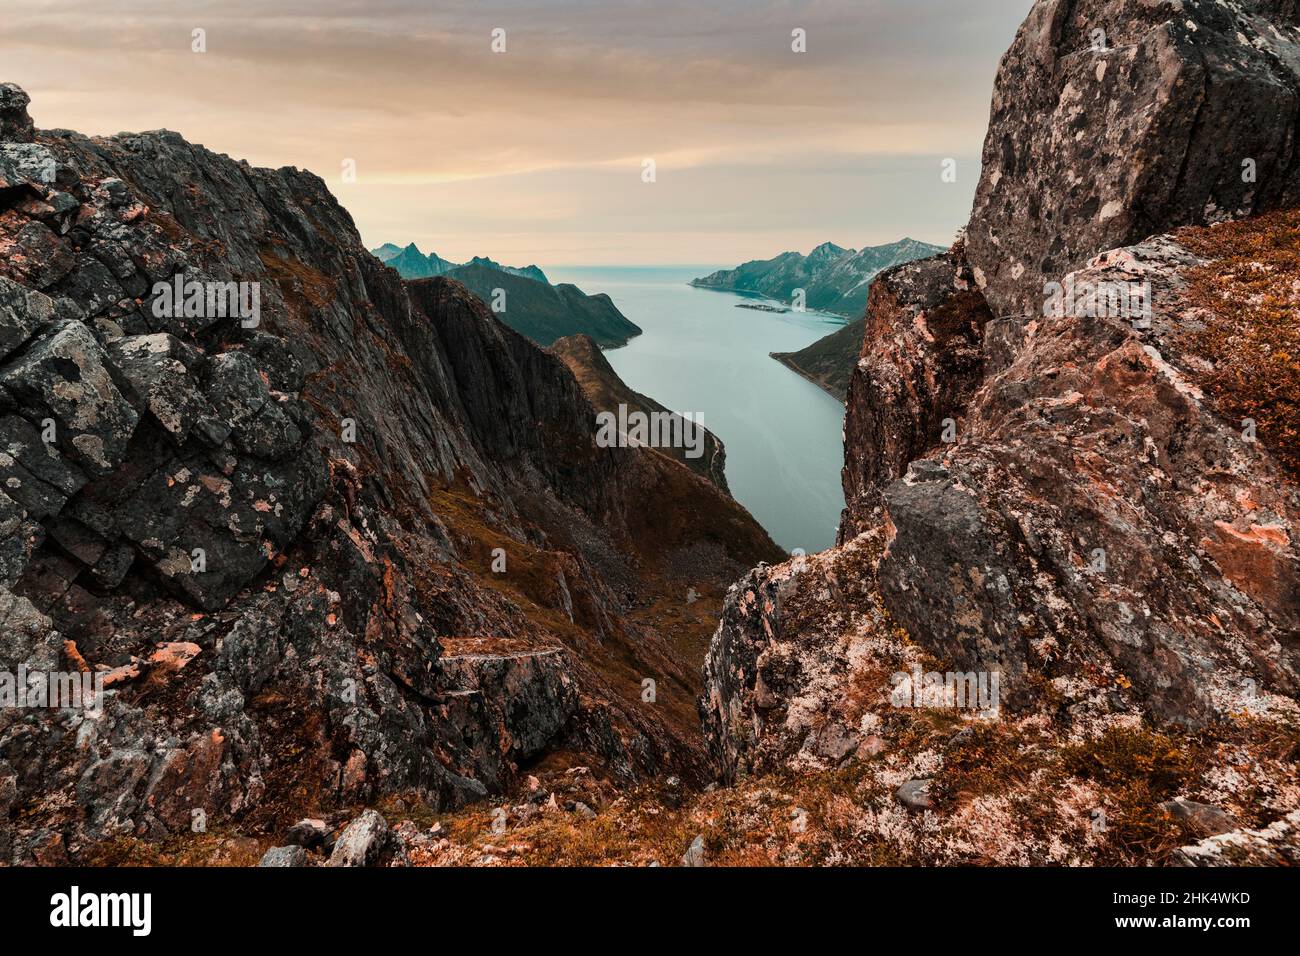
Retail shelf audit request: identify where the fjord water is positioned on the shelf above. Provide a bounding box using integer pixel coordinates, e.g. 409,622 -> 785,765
547,266 -> 848,553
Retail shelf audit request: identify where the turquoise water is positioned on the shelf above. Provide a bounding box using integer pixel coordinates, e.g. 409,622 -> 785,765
547,266 -> 849,554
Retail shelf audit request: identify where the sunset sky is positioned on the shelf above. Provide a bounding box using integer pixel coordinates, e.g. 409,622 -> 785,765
2,0 -> 1033,265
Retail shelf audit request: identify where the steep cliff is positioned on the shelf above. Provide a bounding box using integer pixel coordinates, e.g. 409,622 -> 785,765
0,82 -> 778,863
549,333 -> 731,493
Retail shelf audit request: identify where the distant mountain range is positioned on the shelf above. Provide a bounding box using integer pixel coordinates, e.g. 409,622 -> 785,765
690,238 -> 944,318
374,242 -> 550,284
372,243 -> 639,347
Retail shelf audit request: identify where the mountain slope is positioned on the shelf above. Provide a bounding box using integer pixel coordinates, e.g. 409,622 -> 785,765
550,333 -> 730,492
0,82 -> 780,863
769,317 -> 864,401
697,0 -> 1300,869
691,238 -> 943,317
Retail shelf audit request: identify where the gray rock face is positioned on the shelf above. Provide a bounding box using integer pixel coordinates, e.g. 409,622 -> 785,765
437,645 -> 580,792
0,278 -> 53,361
966,0 -> 1300,319
702,537 -> 896,782
839,251 -> 992,537
0,319 -> 139,476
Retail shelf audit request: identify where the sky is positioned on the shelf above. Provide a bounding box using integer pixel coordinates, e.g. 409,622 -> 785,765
1,0 -> 1034,266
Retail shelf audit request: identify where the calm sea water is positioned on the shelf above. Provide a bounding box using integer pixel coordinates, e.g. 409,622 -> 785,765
547,266 -> 848,554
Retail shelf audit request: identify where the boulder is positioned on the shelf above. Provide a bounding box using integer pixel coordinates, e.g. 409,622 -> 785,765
896,779 -> 934,811
258,845 -> 309,867
327,810 -> 391,867
0,83 -> 34,143
0,320 -> 139,475
966,0 -> 1300,319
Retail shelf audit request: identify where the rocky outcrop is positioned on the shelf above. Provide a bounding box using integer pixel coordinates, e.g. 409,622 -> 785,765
701,0 -> 1300,864
0,84 -> 778,861
702,534 -> 906,782
712,223 -> 1300,767
839,250 -> 992,536
876,232 -> 1299,722
966,0 -> 1300,319
0,84 -> 33,144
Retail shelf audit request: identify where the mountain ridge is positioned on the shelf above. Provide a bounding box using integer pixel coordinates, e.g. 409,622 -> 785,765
372,242 -> 639,347
690,237 -> 944,318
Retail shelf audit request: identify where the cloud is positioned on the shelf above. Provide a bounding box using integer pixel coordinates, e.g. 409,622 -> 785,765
3,0 -> 1033,264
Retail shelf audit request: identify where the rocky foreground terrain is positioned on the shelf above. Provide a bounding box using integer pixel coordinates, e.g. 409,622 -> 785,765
3,0 -> 1300,868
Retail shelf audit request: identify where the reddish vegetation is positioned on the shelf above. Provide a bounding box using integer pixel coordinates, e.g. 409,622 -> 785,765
1176,208 -> 1300,479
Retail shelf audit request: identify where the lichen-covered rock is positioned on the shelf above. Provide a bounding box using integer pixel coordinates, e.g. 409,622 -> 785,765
326,810 -> 390,867
876,235 -> 1300,723
839,250 -> 991,538
1171,809 -> 1300,866
0,319 -> 139,475
107,333 -> 225,445
703,535 -> 912,782
258,845 -> 309,867
966,0 -> 1300,319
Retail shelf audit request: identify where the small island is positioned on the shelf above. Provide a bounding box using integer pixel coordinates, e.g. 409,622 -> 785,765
736,302 -> 790,313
